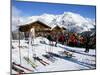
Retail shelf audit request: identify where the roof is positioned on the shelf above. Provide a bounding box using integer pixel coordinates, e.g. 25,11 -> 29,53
52,25 -> 62,30
19,21 -> 51,32
61,27 -> 67,30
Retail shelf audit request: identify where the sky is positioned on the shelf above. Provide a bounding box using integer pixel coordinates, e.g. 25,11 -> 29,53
12,0 -> 96,19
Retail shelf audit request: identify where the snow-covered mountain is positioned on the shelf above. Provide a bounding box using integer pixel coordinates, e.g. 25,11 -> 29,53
12,12 -> 96,33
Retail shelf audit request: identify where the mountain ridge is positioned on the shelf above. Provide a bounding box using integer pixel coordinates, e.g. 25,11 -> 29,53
12,12 -> 96,33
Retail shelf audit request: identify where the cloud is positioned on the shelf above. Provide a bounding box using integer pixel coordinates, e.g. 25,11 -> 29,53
12,6 -> 21,17
12,6 -> 24,31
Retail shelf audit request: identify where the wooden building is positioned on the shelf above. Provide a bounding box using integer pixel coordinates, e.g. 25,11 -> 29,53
51,25 -> 67,34
19,21 -> 51,37
61,27 -> 67,33
51,26 -> 62,32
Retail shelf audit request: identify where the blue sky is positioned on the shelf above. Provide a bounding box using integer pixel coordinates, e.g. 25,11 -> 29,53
12,0 -> 96,19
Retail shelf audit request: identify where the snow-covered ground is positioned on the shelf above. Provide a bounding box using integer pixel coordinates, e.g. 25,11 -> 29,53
11,37 -> 96,74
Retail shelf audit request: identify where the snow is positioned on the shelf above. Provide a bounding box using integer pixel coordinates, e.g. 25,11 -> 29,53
12,37 -> 96,74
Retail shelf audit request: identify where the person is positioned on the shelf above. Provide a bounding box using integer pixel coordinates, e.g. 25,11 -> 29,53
73,38 -> 77,47
47,33 -> 53,45
69,34 -> 75,47
84,33 -> 90,53
65,33 -> 69,45
59,34 -> 65,45
54,33 -> 59,47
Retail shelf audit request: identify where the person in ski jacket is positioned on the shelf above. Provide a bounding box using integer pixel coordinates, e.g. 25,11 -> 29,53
54,33 -> 59,47
84,33 -> 90,53
47,34 -> 52,41
47,33 -> 53,45
68,33 -> 77,47
59,34 -> 65,45
73,38 -> 77,46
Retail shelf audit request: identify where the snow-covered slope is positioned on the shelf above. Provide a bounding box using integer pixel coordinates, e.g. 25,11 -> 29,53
12,37 -> 96,74
12,12 -> 96,33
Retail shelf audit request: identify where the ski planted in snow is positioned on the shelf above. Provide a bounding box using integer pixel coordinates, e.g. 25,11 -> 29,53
24,57 -> 37,69
12,62 -> 33,72
33,56 -> 49,66
12,65 -> 24,73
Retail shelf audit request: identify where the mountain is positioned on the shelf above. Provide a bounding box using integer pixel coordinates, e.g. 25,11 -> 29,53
12,12 -> 96,33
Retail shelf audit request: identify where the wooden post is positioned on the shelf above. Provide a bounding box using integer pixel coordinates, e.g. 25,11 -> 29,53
30,28 -> 36,61
28,32 -> 30,59
18,30 -> 21,65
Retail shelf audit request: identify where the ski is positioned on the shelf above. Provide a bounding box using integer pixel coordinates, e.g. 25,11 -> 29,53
12,62 -> 33,72
33,57 -> 49,66
12,65 -> 24,73
46,52 -> 57,60
33,57 -> 46,66
38,60 -> 47,66
41,59 -> 49,65
47,52 -> 57,60
24,57 -> 37,67
42,54 -> 56,63
24,57 -> 37,69
47,52 -> 60,58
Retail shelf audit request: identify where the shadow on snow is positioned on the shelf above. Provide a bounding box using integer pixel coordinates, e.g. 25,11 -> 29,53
47,52 -> 96,69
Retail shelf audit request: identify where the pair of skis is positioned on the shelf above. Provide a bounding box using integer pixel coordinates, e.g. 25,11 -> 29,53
12,58 -> 37,74
24,57 -> 37,69
12,64 -> 25,74
33,56 -> 49,66
42,54 -> 57,63
12,62 -> 33,72
47,52 -> 61,58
